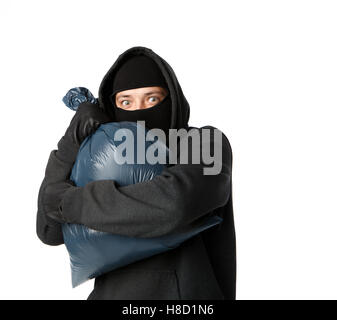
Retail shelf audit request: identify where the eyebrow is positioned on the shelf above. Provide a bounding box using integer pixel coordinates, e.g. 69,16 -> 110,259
117,91 -> 165,99
144,91 -> 163,96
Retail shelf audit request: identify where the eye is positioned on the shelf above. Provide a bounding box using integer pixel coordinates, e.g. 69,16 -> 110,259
121,100 -> 130,106
148,96 -> 158,103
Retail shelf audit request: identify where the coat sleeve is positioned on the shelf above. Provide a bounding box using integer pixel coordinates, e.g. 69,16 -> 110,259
36,137 -> 78,246
60,126 -> 233,238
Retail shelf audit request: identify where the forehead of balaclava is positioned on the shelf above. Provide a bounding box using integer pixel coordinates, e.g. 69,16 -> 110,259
111,55 -> 168,97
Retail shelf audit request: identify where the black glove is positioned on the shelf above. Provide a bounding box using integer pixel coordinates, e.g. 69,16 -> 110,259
57,102 -> 112,164
44,180 -> 76,224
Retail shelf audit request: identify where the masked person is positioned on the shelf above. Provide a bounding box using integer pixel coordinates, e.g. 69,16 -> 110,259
36,46 -> 236,300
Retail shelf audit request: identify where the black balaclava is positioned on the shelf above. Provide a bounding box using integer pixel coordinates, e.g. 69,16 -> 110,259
109,55 -> 172,138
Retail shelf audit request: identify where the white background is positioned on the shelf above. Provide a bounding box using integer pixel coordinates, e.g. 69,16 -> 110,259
0,0 -> 336,300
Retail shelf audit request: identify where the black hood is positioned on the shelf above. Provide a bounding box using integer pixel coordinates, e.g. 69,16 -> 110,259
97,46 -> 190,131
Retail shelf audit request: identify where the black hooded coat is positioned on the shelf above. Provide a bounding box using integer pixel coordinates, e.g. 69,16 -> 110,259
36,46 -> 236,300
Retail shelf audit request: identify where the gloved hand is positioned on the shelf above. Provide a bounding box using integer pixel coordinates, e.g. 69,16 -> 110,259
57,102 -> 112,164
44,180 -> 76,224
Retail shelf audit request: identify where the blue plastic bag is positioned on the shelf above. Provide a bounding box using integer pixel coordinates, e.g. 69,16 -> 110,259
62,105 -> 222,288
62,87 -> 97,111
